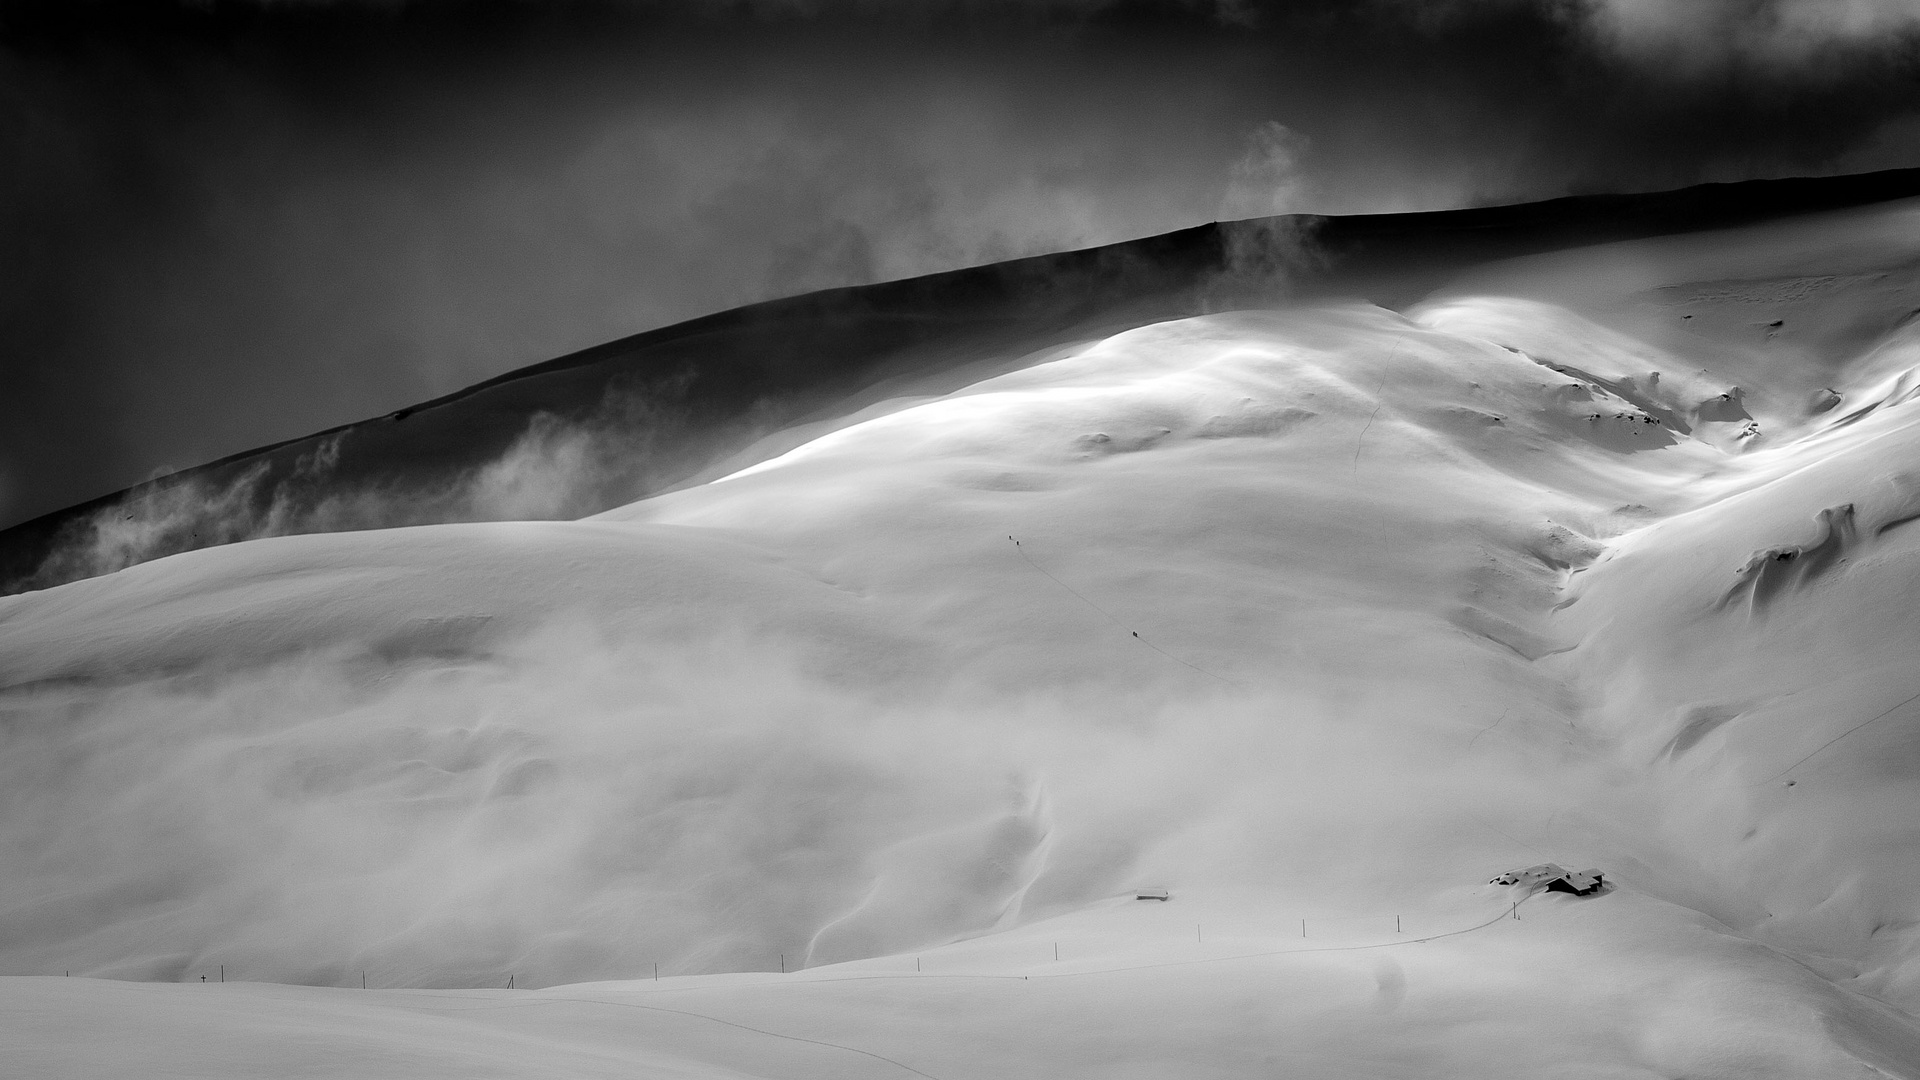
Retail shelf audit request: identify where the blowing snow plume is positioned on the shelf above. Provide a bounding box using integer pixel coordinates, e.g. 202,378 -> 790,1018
23,384 -> 678,590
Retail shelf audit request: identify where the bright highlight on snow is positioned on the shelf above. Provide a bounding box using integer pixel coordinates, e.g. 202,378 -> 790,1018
9,191 -> 1920,1077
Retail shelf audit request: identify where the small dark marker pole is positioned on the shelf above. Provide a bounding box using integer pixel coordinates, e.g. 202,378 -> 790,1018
1197,924 -> 1201,943
916,957 -> 921,972
780,954 -> 785,973
362,972 -> 367,989
654,963 -> 659,981
1397,916 -> 1402,934
220,965 -> 224,983
1054,942 -> 1059,961
506,975 -> 514,989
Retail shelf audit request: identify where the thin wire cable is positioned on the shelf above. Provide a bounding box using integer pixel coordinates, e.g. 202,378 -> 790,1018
1008,536 -> 1240,687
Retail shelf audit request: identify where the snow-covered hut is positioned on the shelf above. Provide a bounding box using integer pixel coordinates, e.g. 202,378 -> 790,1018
1489,863 -> 1604,895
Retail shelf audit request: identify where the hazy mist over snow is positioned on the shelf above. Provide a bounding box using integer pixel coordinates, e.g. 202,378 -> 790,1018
14,188 -> 1920,1072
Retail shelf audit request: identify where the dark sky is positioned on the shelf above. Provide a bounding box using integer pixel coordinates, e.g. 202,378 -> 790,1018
4,0 -> 1919,530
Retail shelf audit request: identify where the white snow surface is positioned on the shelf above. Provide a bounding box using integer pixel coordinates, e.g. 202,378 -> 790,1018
11,199 -> 1920,1076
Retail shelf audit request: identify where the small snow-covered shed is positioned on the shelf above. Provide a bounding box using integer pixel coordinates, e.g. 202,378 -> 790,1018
1135,888 -> 1171,901
1489,863 -> 1604,896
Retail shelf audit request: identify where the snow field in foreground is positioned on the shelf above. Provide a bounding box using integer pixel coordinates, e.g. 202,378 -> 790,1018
9,199 -> 1920,1074
11,890 -> 1920,1079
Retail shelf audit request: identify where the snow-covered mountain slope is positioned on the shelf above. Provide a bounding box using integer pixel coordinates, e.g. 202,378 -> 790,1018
10,195 -> 1920,1076
8,168 -> 1920,597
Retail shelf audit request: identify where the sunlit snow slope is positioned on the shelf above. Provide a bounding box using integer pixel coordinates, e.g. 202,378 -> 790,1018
11,192 -> 1920,1077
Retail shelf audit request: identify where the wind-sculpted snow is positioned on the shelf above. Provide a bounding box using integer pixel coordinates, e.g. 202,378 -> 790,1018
2,302 -> 1630,987
12,194 -> 1920,1076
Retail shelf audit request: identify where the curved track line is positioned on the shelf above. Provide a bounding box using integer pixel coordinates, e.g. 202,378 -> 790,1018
1765,686 -> 1920,782
1466,709 -> 1510,752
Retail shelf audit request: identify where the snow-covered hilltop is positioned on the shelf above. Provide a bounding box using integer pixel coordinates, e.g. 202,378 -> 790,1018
7,168 -> 1917,596
10,176 -> 1920,1077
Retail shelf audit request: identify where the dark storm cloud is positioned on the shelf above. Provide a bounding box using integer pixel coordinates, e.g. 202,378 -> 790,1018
2,0 -> 1917,529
